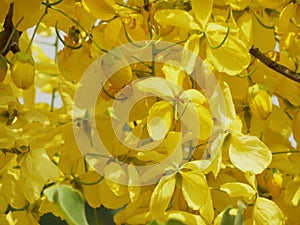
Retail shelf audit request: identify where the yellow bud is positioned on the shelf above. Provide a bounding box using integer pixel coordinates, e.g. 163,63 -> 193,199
0,54 -> 8,82
102,49 -> 132,88
10,52 -> 35,90
292,109 -> 300,144
248,84 -> 272,120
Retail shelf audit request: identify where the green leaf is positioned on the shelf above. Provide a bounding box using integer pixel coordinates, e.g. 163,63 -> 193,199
166,219 -> 187,225
146,220 -> 164,225
234,201 -> 246,225
220,206 -> 235,225
44,185 -> 89,225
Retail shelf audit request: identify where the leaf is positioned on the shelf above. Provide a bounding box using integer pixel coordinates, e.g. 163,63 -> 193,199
228,132 -> 272,174
155,9 -> 200,30
166,219 -> 187,225
44,185 -> 89,225
220,207 -> 235,225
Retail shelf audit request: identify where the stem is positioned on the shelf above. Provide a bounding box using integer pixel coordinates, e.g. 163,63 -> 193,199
55,21 -> 82,49
249,8 -> 275,29
25,3 -> 49,53
237,60 -> 259,78
50,6 -> 108,52
272,150 -> 300,155
54,35 -> 59,64
93,208 -> 101,225
205,6 -> 231,49
151,43 -> 156,76
50,88 -> 56,112
116,3 -> 140,12
71,168 -> 104,185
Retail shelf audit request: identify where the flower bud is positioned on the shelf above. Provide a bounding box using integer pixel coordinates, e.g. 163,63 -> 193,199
10,52 -> 35,90
0,54 -> 8,82
248,84 -> 272,120
292,109 -> 300,144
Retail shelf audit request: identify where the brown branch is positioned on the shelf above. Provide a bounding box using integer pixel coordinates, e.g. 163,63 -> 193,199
0,4 -> 21,55
249,46 -> 300,83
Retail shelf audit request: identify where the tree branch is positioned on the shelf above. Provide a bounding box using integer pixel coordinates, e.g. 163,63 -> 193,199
0,4 -> 21,55
249,46 -> 300,83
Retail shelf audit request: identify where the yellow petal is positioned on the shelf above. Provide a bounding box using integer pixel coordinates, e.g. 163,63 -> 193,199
248,85 -> 273,120
228,132 -> 272,174
164,210 -> 206,225
206,30 -> 251,75
82,0 -> 116,20
150,174 -> 176,219
128,165 -> 141,203
191,0 -> 212,29
180,169 -> 208,210
147,100 -> 174,141
180,103 -> 212,140
292,109 -> 300,144
252,10 -> 276,52
220,182 -> 256,203
237,11 -> 253,49
285,175 -> 300,206
104,162 -> 127,196
154,9 -> 200,30
199,189 -> 214,223
9,211 -> 39,225
135,77 -> 178,99
79,171 -> 102,208
99,180 -> 130,209
20,148 -> 60,203
275,3 -> 296,34
13,0 -> 42,31
253,197 -> 286,225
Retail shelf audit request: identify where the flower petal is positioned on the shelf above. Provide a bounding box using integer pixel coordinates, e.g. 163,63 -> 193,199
228,132 -> 272,174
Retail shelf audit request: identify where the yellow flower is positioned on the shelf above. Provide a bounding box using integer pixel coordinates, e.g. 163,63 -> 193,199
136,77 -> 212,142
154,1 -> 251,75
208,81 -> 272,175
